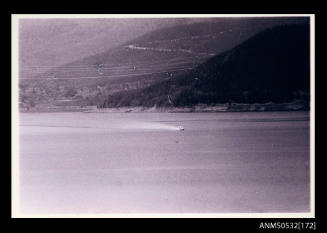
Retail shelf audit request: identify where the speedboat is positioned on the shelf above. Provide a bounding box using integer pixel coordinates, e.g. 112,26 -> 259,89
177,126 -> 184,131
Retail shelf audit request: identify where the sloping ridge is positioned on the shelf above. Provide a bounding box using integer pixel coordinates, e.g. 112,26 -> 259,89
22,18 -> 307,81
100,22 -> 310,108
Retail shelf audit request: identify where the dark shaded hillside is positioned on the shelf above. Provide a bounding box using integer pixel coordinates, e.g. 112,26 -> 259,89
100,22 -> 310,108
129,17 -> 308,55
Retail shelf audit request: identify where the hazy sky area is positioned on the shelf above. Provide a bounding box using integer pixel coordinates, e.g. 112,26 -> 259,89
19,18 -> 214,69
19,17 -> 307,71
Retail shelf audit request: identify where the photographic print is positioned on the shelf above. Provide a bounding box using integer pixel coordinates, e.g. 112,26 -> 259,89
11,14 -> 314,217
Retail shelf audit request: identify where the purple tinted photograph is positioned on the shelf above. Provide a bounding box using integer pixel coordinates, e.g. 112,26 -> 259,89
12,14 -> 314,217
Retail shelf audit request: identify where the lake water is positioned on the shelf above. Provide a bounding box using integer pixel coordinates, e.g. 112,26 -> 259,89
18,111 -> 310,214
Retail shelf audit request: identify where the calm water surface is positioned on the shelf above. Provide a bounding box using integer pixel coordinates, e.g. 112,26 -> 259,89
19,111 -> 310,213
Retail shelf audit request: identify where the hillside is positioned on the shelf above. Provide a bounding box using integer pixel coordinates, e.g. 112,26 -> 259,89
21,18 -> 305,79
99,22 -> 310,109
19,18 -> 309,111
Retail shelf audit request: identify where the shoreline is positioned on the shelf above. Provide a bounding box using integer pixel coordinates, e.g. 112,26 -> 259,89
20,100 -> 309,113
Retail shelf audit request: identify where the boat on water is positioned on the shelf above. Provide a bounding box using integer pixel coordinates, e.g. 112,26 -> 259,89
177,126 -> 184,131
